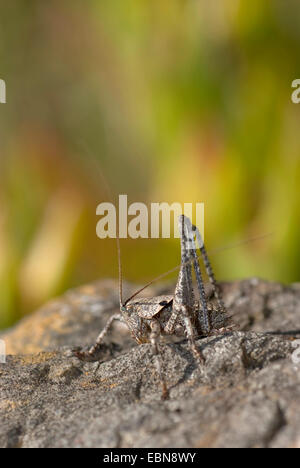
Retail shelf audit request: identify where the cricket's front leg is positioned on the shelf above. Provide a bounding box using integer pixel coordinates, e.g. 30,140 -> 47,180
74,313 -> 122,360
149,320 -> 169,400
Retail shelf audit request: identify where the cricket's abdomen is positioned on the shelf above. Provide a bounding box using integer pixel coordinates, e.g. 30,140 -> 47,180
195,301 -> 230,336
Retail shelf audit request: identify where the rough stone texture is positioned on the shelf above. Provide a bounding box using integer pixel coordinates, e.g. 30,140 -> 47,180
0,278 -> 299,448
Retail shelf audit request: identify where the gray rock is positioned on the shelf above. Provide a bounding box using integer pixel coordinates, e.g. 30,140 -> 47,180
0,278 -> 299,448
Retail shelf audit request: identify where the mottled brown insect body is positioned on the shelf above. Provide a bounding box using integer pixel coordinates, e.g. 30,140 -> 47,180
125,296 -> 229,341
75,215 -> 232,399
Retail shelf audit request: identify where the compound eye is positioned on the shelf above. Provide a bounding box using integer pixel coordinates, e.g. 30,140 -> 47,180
159,300 -> 169,306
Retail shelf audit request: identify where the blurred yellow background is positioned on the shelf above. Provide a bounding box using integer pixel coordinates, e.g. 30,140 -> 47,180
1,1 -> 300,329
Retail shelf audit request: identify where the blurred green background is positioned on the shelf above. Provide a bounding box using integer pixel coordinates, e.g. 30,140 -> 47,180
1,0 -> 300,329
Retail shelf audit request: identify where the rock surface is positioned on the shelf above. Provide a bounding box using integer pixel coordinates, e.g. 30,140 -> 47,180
0,278 -> 300,448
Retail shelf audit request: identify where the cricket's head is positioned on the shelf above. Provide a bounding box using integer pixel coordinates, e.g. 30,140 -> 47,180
120,298 -> 141,318
119,301 -> 143,340
120,302 -> 131,319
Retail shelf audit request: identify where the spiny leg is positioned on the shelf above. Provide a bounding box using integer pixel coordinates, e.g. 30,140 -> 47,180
178,214 -> 194,308
165,215 -> 194,334
192,224 -> 236,335
182,217 -> 210,334
150,320 -> 169,400
74,313 -> 122,360
190,246 -> 210,334
193,224 -> 226,312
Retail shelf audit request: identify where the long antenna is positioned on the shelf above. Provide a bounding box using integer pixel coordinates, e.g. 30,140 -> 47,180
116,225 -> 123,307
96,166 -> 124,307
207,232 -> 272,256
124,231 -> 272,305
79,143 -> 124,307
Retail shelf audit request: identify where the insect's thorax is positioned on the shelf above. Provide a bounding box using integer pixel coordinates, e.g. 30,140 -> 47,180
123,295 -> 173,343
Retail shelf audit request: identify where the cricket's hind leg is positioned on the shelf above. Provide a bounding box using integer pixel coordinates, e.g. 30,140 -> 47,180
74,313 -> 123,361
165,215 -> 211,337
149,320 -> 169,400
191,223 -> 237,336
181,305 -> 205,364
165,215 -> 194,335
183,218 -> 210,334
192,224 -> 226,313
